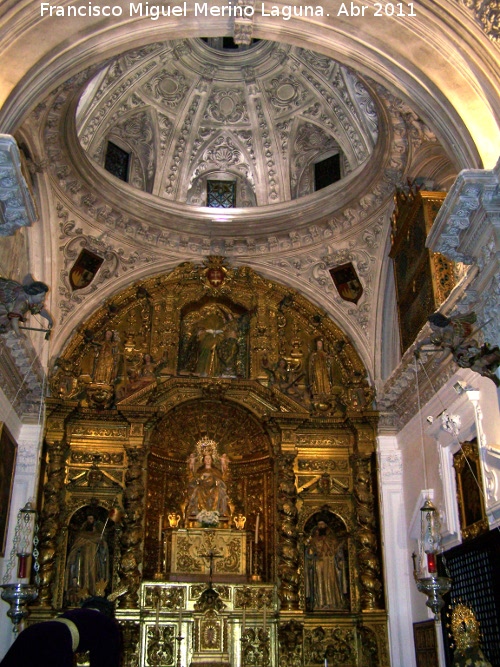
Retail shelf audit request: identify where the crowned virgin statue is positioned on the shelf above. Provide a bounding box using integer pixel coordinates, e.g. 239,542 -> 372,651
186,439 -> 230,526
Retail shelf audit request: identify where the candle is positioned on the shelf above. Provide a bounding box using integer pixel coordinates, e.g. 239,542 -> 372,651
427,552 -> 437,574
178,609 -> 183,633
263,606 -> 267,632
255,513 -> 260,544
17,554 -> 29,579
158,515 -> 163,542
242,607 -> 246,633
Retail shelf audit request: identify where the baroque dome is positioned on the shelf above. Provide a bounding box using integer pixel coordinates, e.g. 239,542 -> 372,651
76,39 -> 379,209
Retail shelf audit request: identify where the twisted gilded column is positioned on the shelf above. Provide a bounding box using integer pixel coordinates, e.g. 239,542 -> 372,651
353,455 -> 383,610
119,445 -> 147,608
276,451 -> 300,610
37,440 -> 68,607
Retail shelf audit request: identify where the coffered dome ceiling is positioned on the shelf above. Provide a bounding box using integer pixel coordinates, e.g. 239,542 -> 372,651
76,39 -> 379,207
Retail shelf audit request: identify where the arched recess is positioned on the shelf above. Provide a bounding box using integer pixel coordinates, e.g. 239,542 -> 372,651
185,132 -> 258,206
100,107 -> 157,194
290,119 -> 343,199
144,395 -> 275,580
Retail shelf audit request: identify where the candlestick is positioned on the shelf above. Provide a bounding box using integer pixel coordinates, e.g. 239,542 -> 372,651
158,515 -> 163,543
175,630 -> 184,667
255,514 -> 260,544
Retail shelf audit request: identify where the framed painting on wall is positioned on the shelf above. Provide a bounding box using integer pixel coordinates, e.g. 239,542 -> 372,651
0,422 -> 17,557
453,438 -> 488,541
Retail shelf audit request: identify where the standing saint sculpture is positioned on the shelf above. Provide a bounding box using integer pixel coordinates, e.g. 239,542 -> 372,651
93,330 -> 120,385
186,439 -> 230,525
305,519 -> 348,611
64,512 -> 110,604
308,339 -> 332,396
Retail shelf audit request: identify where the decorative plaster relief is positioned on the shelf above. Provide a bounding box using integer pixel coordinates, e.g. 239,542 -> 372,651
79,61 -> 159,150
253,98 -> 279,202
379,450 -> 403,481
265,74 -> 308,114
205,89 -> 249,124
0,331 -> 45,416
142,68 -> 190,108
260,212 -> 383,341
57,203 -> 156,321
164,96 -> 201,197
459,0 -> 500,41
108,109 -> 156,191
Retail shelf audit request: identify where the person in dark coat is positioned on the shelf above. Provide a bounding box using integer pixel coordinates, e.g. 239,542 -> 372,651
0,596 -> 122,667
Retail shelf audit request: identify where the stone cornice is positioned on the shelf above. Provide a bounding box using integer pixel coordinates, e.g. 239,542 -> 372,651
427,158 -> 500,349
427,158 -> 500,264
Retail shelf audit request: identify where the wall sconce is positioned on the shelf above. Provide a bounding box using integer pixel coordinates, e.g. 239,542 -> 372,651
1,502 -> 39,632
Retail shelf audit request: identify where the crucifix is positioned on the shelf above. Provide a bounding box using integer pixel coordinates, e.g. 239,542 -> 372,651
199,549 -> 223,587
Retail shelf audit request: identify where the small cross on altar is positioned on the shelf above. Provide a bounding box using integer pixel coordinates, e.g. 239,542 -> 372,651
199,549 -> 223,587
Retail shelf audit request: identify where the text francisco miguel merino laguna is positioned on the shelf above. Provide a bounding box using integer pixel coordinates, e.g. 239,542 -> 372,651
40,0 -> 329,20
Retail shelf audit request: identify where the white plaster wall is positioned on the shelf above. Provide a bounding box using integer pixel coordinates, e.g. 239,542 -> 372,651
0,391 -> 44,657
378,435 -> 416,667
394,366 -> 500,664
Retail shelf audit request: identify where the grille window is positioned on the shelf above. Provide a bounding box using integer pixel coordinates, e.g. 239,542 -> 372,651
207,180 -> 236,208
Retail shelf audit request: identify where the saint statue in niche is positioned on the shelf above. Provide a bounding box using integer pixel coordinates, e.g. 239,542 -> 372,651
186,438 -> 231,525
305,514 -> 348,611
64,507 -> 111,605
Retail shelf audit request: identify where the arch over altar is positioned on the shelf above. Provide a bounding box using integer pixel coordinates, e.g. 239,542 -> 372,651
37,260 -> 389,666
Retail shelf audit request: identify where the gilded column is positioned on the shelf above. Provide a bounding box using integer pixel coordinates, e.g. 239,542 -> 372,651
276,451 -> 300,610
119,444 -> 147,608
353,455 -> 383,610
38,439 -> 68,607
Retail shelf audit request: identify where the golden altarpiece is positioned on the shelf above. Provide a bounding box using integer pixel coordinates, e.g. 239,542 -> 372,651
35,259 -> 389,667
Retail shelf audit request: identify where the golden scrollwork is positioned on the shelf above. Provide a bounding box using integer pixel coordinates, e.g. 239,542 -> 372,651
144,585 -> 184,610
48,261 -> 371,413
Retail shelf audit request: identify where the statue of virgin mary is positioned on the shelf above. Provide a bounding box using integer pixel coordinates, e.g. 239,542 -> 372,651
186,439 -> 230,523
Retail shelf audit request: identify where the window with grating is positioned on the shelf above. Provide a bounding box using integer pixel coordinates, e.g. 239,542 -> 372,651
441,529 -> 500,666
207,180 -> 236,208
104,141 -> 130,182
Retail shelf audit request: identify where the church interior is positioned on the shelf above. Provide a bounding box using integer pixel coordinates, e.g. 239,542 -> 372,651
0,2 -> 499,666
